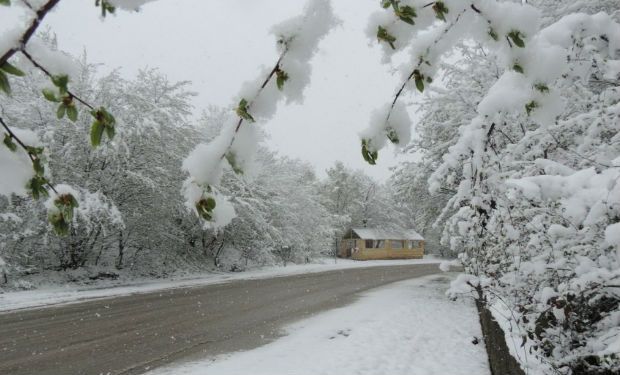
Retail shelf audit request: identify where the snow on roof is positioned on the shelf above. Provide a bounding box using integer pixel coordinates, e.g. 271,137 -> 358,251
351,228 -> 424,241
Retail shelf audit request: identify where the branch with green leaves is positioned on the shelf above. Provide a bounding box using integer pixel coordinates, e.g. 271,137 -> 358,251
387,5 -> 468,115
365,1 -> 531,164
364,4 -> 468,164
0,0 -> 123,235
224,47 -> 289,168
1,0 -> 121,148
191,48 -> 292,223
1,114 -> 82,235
0,115 -> 56,195
375,1 -> 449,49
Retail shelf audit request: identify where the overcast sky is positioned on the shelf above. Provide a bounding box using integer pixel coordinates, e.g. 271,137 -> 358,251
6,0 -> 421,180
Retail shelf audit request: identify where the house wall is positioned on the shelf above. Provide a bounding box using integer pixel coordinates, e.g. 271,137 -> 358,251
338,238 -> 364,258
351,239 -> 424,260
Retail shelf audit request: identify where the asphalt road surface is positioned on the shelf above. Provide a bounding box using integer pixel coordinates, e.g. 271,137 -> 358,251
0,263 -> 440,375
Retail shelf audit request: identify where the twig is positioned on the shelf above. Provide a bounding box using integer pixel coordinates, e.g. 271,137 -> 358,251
0,0 -> 62,67
384,6 -> 469,125
20,49 -> 95,110
221,48 -> 289,159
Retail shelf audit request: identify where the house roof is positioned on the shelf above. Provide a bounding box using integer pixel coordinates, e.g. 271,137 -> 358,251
351,228 -> 424,241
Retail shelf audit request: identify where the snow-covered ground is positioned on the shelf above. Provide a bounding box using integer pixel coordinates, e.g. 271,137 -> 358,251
0,257 -> 441,312
148,273 -> 489,375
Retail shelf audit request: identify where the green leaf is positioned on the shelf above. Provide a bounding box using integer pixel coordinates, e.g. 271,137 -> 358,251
42,88 -> 59,102
54,193 -> 79,222
0,71 -> 11,95
97,0 -> 116,17
381,0 -> 391,8
534,83 -> 549,93
195,197 -> 216,221
56,104 -> 66,119
225,152 -> 244,175
395,5 -> 416,25
205,197 -> 216,211
90,112 -> 115,145
48,211 -> 70,236
432,1 -> 449,22
3,133 -> 17,152
276,69 -> 289,91
57,193 -> 79,209
104,123 -> 115,140
32,158 -> 44,176
102,108 -> 116,126
90,120 -> 104,147
66,104 -> 78,122
413,69 -> 424,93
235,98 -> 255,122
513,63 -> 524,74
507,30 -> 525,48
25,145 -> 44,156
377,26 -> 396,49
51,75 -> 69,94
488,28 -> 499,41
0,0 -> 11,6
26,176 -> 49,200
525,100 -> 538,115
361,139 -> 378,165
386,127 -> 399,144
91,107 -> 116,127
1,62 -> 25,76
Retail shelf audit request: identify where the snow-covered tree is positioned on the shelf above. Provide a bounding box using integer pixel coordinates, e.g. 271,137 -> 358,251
365,1 -> 619,373
320,161 -> 404,230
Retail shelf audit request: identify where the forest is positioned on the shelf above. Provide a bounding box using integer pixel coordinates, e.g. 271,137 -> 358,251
0,59 -> 422,276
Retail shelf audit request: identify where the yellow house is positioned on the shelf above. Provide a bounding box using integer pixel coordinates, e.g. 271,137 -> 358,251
339,228 -> 424,260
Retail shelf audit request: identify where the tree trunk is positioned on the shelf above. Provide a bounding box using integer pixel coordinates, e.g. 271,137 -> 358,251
116,230 -> 125,270
213,240 -> 225,268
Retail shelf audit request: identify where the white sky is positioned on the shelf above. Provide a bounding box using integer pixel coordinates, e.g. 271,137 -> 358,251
4,0 -> 422,180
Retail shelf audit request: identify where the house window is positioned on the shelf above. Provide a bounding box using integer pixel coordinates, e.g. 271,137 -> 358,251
409,240 -> 419,248
391,240 -> 404,249
365,240 -> 385,249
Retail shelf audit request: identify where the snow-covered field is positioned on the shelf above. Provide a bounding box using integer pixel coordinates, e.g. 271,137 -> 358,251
148,273 -> 489,375
0,257 -> 441,312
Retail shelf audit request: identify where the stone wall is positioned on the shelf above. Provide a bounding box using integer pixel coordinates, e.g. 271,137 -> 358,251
476,299 -> 525,375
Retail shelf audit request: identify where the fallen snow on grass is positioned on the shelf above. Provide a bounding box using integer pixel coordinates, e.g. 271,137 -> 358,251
149,274 -> 489,375
0,257 -> 441,312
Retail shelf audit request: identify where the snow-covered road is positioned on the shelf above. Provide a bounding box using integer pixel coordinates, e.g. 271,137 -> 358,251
0,258 -> 441,312
0,263 -> 446,375
149,273 -> 490,375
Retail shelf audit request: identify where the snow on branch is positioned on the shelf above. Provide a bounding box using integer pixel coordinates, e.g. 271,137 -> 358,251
0,0 -> 157,236
182,0 -> 338,229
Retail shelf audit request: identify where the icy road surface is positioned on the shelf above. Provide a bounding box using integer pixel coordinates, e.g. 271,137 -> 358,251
0,263 -> 441,375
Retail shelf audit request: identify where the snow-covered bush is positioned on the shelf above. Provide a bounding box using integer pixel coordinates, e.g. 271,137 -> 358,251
366,1 -> 619,373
